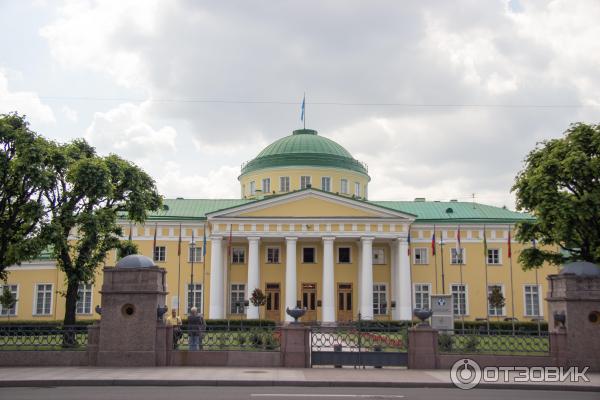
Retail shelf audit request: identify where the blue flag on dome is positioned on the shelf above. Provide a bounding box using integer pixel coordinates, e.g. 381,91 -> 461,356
300,95 -> 305,122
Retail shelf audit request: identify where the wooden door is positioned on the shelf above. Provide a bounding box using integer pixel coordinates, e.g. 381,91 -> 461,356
337,283 -> 353,322
301,283 -> 317,322
265,283 -> 281,322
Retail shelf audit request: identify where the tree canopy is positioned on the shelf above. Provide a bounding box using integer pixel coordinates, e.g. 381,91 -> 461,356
0,113 -> 54,280
512,122 -> 600,269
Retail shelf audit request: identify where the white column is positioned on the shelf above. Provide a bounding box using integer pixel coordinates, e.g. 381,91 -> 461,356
397,237 -> 412,320
247,236 -> 261,319
322,236 -> 336,323
209,236 -> 224,319
357,241 -> 362,317
284,237 -> 298,322
360,236 -> 374,320
391,242 -> 401,320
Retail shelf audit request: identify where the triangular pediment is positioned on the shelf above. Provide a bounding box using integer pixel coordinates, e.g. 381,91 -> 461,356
206,189 -> 416,220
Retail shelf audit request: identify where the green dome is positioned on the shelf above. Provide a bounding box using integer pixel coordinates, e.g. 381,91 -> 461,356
240,129 -> 369,176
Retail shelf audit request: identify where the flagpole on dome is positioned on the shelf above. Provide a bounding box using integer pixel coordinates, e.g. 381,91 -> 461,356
301,93 -> 306,130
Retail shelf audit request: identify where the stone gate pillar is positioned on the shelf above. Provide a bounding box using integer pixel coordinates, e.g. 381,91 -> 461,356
90,254 -> 171,366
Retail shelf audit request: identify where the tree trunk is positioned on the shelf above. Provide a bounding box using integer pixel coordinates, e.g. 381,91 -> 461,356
63,279 -> 79,326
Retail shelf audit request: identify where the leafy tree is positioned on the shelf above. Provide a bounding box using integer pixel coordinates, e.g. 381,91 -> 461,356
0,113 -> 54,279
0,285 -> 17,321
250,288 -> 267,308
488,286 -> 505,321
512,123 -> 600,269
117,240 -> 139,258
43,139 -> 161,325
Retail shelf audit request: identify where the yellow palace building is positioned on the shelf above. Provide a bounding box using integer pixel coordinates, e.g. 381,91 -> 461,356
1,128 -> 557,323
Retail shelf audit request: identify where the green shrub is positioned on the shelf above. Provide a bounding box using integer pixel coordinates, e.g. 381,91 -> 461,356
438,333 -> 453,351
463,335 -> 480,352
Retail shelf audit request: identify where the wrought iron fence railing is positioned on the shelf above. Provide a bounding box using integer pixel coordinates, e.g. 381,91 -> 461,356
175,325 -> 280,351
437,329 -> 550,355
311,321 -> 409,353
0,325 -> 89,350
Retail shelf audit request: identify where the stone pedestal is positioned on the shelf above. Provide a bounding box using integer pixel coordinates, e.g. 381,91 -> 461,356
547,269 -> 600,371
408,327 -> 438,369
280,325 -> 310,368
89,257 -> 170,367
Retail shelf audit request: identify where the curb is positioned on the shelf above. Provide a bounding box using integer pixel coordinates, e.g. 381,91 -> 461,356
0,380 -> 598,391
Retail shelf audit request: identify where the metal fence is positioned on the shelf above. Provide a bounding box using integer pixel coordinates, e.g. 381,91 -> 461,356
0,325 -> 89,350
175,325 -> 281,351
437,329 -> 549,355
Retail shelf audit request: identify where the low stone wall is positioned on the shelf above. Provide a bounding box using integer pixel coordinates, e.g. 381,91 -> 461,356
170,350 -> 282,367
0,351 -> 88,367
438,354 -> 556,369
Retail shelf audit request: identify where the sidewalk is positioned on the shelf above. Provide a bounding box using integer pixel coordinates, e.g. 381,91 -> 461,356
0,367 -> 598,391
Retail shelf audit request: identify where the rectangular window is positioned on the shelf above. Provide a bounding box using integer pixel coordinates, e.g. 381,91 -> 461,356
262,178 -> 271,193
230,284 -> 245,314
280,176 -> 290,192
300,175 -> 311,189
189,246 -> 203,262
488,285 -> 505,316
450,248 -> 465,264
451,284 -> 467,316
0,284 -> 18,316
373,283 -> 387,315
364,184 -> 368,199
250,181 -> 256,195
414,248 -> 428,265
321,177 -> 331,192
524,285 -> 540,316
487,249 -> 501,265
154,246 -> 166,262
337,247 -> 351,263
34,284 -> 53,315
414,283 -> 431,310
187,283 -> 202,314
232,247 -> 246,264
302,247 -> 316,263
76,283 -> 93,315
266,247 -> 280,263
354,182 -> 361,197
340,179 -> 348,194
372,248 -> 385,264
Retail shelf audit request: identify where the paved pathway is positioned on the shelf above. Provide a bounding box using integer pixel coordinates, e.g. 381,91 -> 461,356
0,367 -> 598,391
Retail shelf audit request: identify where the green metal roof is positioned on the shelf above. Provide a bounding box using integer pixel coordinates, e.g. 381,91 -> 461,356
140,195 -> 531,223
240,129 -> 369,176
370,200 -> 533,224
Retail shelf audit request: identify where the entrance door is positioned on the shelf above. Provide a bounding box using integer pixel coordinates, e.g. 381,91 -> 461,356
301,283 -> 317,322
265,283 -> 281,321
337,283 -> 353,322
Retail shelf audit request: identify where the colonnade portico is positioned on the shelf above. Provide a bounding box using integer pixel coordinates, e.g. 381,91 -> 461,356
208,231 -> 413,323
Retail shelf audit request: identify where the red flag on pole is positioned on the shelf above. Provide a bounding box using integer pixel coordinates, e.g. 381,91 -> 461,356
431,230 -> 436,256
152,223 -> 157,259
177,224 -> 182,256
227,225 -> 233,258
508,228 -> 512,258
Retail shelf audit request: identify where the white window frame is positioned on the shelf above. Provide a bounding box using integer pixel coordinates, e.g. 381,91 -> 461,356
336,246 -> 352,264
373,283 -> 387,315
33,283 -> 53,316
321,176 -> 331,192
340,178 -> 348,194
232,247 -> 246,264
413,248 -> 429,265
0,284 -> 18,316
280,176 -> 290,192
300,175 -> 311,189
230,283 -> 246,314
266,246 -> 281,263
186,283 -> 203,315
523,284 -> 543,317
413,283 -> 431,310
302,246 -> 317,263
372,248 -> 385,264
250,181 -> 256,195
450,247 -> 466,264
76,283 -> 93,315
154,245 -> 166,262
262,178 -> 271,194
354,182 -> 361,197
189,246 -> 203,262
450,283 -> 468,316
487,284 -> 506,316
487,248 -> 502,265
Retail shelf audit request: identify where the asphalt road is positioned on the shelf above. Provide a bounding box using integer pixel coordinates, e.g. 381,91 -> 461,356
0,386 -> 598,400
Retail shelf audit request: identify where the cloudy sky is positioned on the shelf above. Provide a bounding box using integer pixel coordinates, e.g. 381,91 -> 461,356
1,0 -> 599,208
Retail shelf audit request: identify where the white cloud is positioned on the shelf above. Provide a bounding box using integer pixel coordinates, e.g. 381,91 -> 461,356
0,69 -> 55,125
61,105 -> 78,122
